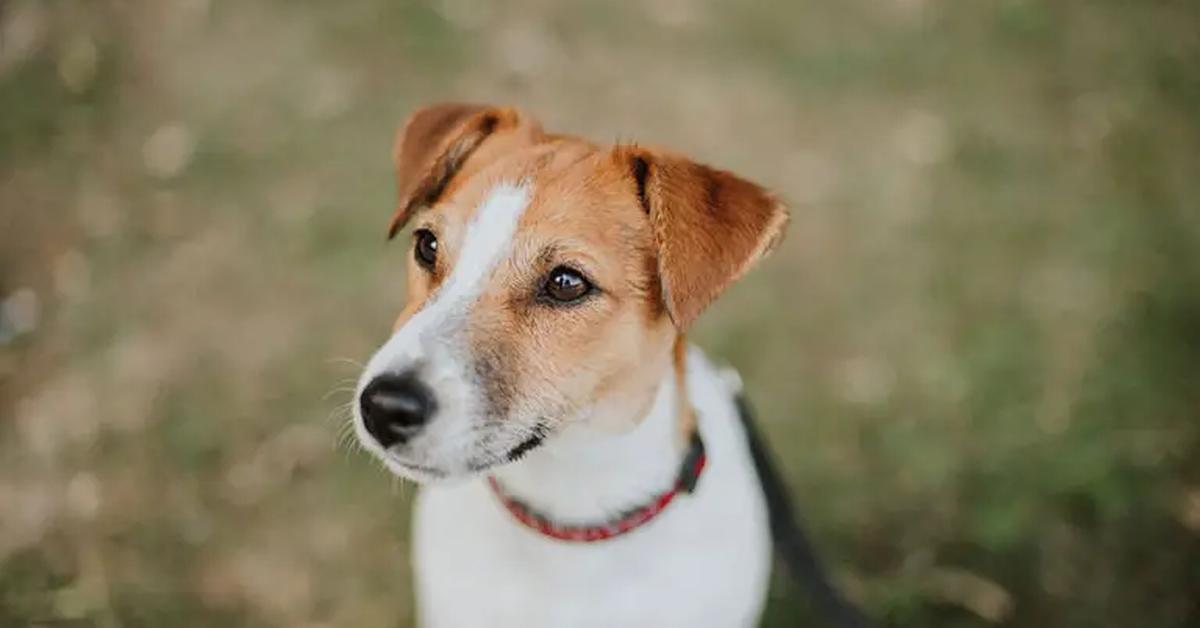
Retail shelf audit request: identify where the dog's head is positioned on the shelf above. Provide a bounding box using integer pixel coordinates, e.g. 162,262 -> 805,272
352,103 -> 787,481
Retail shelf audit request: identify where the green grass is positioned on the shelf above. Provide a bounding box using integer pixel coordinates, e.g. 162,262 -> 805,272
1,0 -> 1198,626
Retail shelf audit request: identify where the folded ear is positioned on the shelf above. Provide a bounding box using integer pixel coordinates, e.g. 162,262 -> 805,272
388,102 -> 533,238
620,146 -> 789,329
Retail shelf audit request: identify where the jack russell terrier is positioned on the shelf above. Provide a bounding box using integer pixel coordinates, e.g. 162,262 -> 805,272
351,103 -> 871,628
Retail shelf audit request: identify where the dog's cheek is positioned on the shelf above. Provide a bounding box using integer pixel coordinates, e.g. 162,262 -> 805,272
532,316 -> 604,402
470,340 -> 518,423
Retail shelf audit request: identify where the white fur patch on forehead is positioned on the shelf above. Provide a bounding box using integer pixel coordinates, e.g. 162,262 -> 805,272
443,183 -> 530,302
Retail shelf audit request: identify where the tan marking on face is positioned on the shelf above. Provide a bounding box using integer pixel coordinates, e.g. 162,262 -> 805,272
485,150 -> 677,430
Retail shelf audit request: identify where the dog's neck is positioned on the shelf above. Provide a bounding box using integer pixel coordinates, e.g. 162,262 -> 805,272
487,363 -> 688,522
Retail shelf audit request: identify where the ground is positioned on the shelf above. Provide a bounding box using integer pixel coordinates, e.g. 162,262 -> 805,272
1,1 -> 1198,627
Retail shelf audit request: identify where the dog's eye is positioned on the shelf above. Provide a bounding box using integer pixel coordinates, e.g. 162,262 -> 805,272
543,266 -> 593,304
413,229 -> 438,270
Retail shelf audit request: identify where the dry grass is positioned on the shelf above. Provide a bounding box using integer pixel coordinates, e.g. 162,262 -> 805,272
1,1 -> 1198,626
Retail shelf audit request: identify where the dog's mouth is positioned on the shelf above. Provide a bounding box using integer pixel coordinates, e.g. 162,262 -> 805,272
505,422 -> 549,462
382,456 -> 450,481
461,421 -> 551,474
376,420 -> 553,480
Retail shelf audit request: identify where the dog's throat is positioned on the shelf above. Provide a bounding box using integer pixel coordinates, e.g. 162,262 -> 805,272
486,429 -> 707,543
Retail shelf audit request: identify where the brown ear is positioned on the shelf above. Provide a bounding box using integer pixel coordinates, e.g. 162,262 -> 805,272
621,147 -> 789,329
388,102 -> 531,238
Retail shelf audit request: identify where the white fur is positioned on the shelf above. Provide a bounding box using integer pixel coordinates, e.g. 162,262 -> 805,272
413,347 -> 773,628
354,183 -> 530,478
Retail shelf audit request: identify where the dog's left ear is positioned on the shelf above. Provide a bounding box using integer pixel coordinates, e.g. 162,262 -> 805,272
620,147 -> 789,329
388,102 -> 534,238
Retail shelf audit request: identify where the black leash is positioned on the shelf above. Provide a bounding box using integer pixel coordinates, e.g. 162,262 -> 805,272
735,394 -> 876,628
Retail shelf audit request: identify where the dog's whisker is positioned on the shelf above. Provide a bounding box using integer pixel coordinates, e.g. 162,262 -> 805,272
338,420 -> 363,449
327,356 -> 367,369
335,423 -> 354,448
322,385 -> 358,402
325,405 -> 354,425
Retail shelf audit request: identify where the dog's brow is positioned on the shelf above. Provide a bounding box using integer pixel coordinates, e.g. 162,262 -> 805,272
410,208 -> 444,232
534,244 -> 562,267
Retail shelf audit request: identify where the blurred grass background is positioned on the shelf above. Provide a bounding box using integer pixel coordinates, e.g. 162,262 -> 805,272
1,0 -> 1198,626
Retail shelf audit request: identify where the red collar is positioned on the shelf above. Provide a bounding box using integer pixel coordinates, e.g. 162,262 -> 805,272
486,431 -> 707,543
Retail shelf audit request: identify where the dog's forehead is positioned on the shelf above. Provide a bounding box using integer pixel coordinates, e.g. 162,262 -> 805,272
523,152 -> 639,223
444,140 -> 644,239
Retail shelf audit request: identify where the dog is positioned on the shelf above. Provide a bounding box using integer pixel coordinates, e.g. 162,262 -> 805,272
351,103 -> 869,628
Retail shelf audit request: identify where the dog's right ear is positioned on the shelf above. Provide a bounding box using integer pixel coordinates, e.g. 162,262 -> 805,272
388,103 -> 531,238
618,146 -> 788,330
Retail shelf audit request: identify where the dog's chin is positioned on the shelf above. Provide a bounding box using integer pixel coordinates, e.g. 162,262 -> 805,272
378,456 -> 454,483
376,456 -> 501,484
374,428 -> 551,484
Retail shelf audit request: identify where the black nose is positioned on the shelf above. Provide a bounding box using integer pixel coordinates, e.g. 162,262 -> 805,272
359,374 -> 436,448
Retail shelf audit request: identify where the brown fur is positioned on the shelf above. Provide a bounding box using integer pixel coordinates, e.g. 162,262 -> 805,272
616,146 -> 789,329
388,103 -> 540,238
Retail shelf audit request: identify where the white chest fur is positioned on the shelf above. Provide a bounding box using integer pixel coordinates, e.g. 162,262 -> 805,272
411,348 -> 772,628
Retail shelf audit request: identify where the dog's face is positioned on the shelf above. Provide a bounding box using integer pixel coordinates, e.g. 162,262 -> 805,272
353,103 -> 787,482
